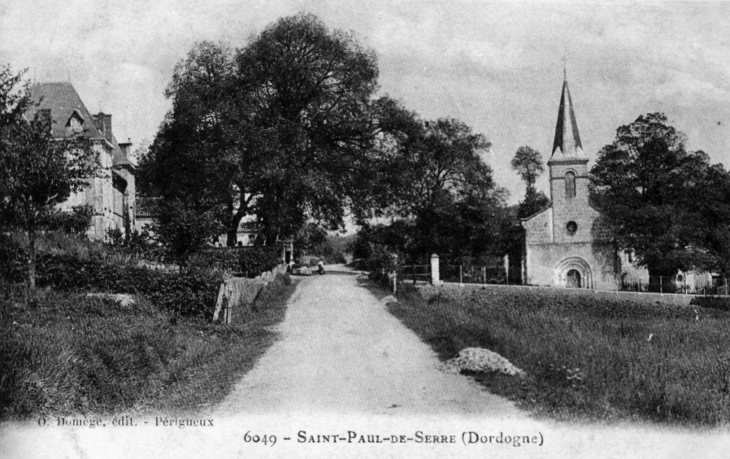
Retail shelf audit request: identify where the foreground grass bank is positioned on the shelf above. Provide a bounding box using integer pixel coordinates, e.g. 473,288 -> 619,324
387,283 -> 730,427
0,274 -> 296,420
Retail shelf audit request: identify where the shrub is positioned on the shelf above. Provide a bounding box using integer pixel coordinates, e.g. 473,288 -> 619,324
0,233 -> 27,283
40,205 -> 94,234
188,247 -> 281,278
32,254 -> 222,319
189,248 -> 241,272
237,247 -> 281,278
1,231 -> 223,319
690,296 -> 730,311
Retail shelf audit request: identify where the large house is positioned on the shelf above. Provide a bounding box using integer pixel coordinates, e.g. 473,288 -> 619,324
521,75 -> 646,290
27,82 -> 135,240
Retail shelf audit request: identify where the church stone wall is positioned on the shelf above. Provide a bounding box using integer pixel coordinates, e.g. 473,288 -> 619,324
525,241 -> 619,290
522,208 -> 553,244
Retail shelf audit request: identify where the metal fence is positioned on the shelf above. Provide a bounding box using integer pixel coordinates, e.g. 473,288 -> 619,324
441,264 -> 523,285
620,275 -> 729,295
397,264 -> 431,284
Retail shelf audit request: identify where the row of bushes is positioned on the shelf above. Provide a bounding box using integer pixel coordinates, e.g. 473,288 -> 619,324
188,247 -> 281,277
37,254 -> 223,318
1,232 -> 285,319
0,234 -> 222,319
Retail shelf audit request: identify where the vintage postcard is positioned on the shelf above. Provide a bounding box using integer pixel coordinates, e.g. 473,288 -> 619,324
1,1 -> 729,458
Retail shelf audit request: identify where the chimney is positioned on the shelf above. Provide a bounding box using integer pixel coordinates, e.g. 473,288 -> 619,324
93,112 -> 113,143
119,138 -> 132,157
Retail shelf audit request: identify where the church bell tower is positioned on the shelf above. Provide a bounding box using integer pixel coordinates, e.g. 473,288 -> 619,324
547,73 -> 589,243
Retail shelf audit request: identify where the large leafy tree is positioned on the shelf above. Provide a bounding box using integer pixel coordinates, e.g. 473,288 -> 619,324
591,112 -> 730,281
0,66 -> 97,289
373,116 -> 508,261
139,14 -> 387,246
137,42 -> 246,245
511,145 -> 550,219
236,13 -> 383,244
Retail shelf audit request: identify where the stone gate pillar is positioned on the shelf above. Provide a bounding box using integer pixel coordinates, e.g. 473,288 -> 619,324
430,254 -> 441,286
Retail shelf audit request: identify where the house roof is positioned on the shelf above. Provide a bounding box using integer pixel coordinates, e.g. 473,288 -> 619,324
27,82 -> 102,139
548,77 -> 587,165
26,82 -> 133,168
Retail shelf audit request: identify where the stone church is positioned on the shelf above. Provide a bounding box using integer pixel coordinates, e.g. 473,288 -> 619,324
521,76 -> 643,290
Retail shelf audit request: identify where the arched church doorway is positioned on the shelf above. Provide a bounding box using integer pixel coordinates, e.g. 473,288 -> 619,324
566,269 -> 581,288
555,257 -> 593,289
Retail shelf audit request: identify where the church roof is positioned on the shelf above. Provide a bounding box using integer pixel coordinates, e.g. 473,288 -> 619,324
548,77 -> 587,164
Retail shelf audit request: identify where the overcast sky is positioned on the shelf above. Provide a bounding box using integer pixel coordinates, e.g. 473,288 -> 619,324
2,0 -> 729,203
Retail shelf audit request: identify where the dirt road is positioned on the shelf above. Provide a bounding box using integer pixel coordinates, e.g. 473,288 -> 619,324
214,269 -> 523,417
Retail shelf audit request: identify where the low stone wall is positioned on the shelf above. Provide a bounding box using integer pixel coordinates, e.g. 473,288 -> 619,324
425,282 -> 710,307
213,264 -> 287,324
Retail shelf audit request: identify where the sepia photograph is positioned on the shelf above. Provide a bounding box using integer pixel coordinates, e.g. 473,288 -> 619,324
1,1 -> 729,457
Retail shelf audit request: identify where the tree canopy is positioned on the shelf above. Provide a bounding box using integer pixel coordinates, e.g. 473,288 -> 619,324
591,112 -> 730,277
138,14 -> 388,246
364,116 -> 508,262
511,146 -> 544,190
510,145 -> 549,219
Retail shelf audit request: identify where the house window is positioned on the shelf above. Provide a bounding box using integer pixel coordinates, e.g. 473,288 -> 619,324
565,172 -> 576,199
66,110 -> 85,135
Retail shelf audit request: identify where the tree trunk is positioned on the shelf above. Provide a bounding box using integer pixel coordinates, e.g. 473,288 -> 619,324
226,210 -> 247,247
27,226 -> 36,290
226,225 -> 238,247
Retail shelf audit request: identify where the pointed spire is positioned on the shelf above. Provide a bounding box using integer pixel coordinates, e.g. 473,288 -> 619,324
549,73 -> 586,164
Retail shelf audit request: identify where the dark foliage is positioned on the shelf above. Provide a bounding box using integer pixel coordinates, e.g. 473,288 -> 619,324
39,205 -> 94,235
139,14 -> 389,247
690,296 -> 730,312
1,244 -> 222,319
591,113 -> 730,277
189,247 -> 281,278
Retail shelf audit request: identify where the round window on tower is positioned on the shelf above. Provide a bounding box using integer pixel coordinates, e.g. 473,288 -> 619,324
566,221 -> 577,236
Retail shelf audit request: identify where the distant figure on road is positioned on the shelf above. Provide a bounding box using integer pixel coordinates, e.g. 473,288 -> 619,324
317,259 -> 325,275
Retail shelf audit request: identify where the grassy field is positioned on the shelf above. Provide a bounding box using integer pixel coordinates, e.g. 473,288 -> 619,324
0,274 -> 296,420
386,283 -> 730,427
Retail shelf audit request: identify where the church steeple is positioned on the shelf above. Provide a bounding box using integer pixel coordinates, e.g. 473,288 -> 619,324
548,74 -> 586,164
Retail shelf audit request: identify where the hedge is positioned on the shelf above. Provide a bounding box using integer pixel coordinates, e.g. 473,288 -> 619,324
189,247 -> 281,278
690,296 -> 730,311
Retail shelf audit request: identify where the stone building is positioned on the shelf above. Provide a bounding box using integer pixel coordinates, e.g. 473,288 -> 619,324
27,82 -> 135,240
521,75 -> 641,290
